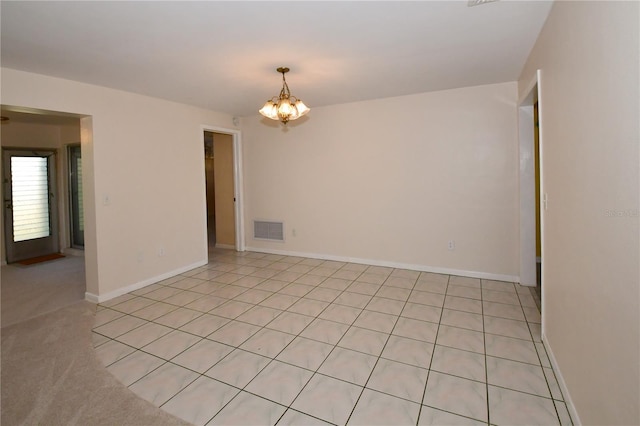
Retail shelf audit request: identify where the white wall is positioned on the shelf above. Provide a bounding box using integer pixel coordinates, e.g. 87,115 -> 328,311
519,2 -> 639,424
1,68 -> 237,300
242,82 -> 520,280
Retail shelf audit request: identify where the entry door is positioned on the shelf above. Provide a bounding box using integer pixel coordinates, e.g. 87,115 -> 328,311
3,149 -> 59,263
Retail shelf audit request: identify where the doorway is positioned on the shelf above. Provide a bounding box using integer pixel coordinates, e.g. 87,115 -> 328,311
204,131 -> 236,251
3,149 -> 59,263
534,101 -> 541,288
68,144 -> 84,248
518,70 -> 544,317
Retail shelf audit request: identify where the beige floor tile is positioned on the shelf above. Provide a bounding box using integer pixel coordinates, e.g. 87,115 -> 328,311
93,250 -> 553,426
161,376 -> 239,425
204,348 -> 270,388
291,374 -> 362,425
208,391 -> 286,426
349,389 -> 420,425
423,371 -> 487,422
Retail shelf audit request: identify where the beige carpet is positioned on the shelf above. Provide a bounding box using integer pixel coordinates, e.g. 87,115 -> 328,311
1,258 -> 189,425
1,256 -> 85,328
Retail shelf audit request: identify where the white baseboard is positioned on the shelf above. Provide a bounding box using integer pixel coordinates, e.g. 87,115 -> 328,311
245,246 -> 519,283
542,332 -> 581,425
85,259 -> 208,304
85,292 -> 99,304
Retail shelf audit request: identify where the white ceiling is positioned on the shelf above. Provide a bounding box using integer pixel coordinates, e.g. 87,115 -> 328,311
1,1 -> 553,118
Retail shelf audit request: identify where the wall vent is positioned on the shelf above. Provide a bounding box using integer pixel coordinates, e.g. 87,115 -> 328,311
254,220 -> 284,241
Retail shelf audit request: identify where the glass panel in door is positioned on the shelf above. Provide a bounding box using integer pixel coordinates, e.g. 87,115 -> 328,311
11,156 -> 51,241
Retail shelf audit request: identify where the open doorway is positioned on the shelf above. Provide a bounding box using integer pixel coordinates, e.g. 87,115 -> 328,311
518,70 -> 544,314
204,132 -> 216,247
0,107 -> 88,325
534,101 -> 541,288
1,108 -> 83,262
204,131 -> 236,252
68,144 -> 84,249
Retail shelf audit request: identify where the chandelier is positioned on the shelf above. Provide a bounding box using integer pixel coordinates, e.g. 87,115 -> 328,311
259,67 -> 310,125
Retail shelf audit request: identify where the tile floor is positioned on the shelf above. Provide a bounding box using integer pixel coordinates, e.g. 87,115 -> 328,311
92,249 -> 572,426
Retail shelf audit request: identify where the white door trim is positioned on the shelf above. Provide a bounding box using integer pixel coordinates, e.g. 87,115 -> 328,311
200,125 -> 245,252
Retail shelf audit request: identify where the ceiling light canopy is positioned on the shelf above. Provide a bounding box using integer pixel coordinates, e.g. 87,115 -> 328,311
467,0 -> 499,7
259,67 -> 310,125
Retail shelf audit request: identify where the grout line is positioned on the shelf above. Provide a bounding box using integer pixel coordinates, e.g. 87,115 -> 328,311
342,269 -> 417,425
482,279 -> 491,426
517,282 -> 562,424
160,253 -> 313,424
415,274 -> 450,425
202,262 -> 367,423
274,407 -> 338,426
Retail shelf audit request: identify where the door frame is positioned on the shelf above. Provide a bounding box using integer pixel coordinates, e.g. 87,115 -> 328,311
67,144 -> 84,249
2,147 -> 60,262
518,69 -> 545,328
200,125 -> 245,252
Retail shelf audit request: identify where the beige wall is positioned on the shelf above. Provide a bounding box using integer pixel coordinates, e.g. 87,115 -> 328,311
1,68 -> 236,300
1,120 -> 63,148
0,120 -> 80,261
519,2 -> 639,424
242,82 -> 520,279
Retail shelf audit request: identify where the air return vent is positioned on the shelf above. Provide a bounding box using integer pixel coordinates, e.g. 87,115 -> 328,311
254,220 -> 284,241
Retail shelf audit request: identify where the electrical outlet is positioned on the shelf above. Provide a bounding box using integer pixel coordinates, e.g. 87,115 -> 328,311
292,228 -> 297,237
448,240 -> 455,251
158,247 -> 165,257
